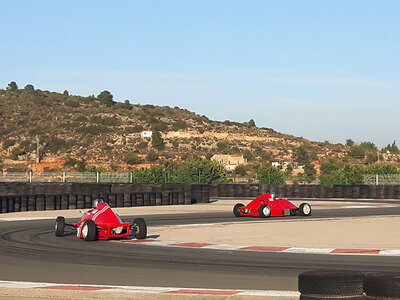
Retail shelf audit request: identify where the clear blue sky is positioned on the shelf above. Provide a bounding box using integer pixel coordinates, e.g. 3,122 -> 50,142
1,1 -> 399,148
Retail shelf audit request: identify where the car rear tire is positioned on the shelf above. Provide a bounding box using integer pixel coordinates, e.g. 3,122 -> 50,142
258,205 -> 271,218
299,203 -> 312,216
233,203 -> 244,217
133,218 -> 147,239
82,220 -> 97,241
55,216 -> 65,237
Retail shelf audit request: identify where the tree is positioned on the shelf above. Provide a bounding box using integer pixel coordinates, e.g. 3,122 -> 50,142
345,139 -> 355,147
129,160 -> 226,184
146,150 -> 158,162
234,165 -> 247,176
152,131 -> 165,150
216,141 -> 230,154
243,149 -> 253,161
247,119 -> 256,127
365,163 -> 399,175
294,146 -> 310,165
256,165 -> 285,184
63,90 -> 69,96
7,81 -> 18,90
382,140 -> 400,154
174,159 -> 227,184
319,163 -> 364,185
360,141 -> 377,152
302,163 -> 317,183
348,146 -> 366,159
122,99 -> 131,110
97,90 -> 114,107
24,84 -> 34,91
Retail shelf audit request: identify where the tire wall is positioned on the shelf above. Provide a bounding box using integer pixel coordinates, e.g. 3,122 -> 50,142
1,183 -> 399,213
210,184 -> 400,200
0,183 -> 211,213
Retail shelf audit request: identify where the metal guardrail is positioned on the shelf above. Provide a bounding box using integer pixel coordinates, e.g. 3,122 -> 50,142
363,174 -> 400,185
0,171 -> 133,183
1,172 -> 400,185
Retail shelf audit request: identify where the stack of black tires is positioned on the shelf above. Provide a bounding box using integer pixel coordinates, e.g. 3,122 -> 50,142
299,271 -> 400,299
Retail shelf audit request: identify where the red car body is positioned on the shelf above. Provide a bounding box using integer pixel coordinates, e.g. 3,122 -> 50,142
233,193 -> 311,218
55,201 -> 147,241
75,202 -> 131,240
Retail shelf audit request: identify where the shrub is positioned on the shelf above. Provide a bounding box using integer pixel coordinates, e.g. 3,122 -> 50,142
217,141 -> 230,154
146,150 -> 158,162
173,121 -> 187,130
124,152 -> 142,165
11,147 -> 25,160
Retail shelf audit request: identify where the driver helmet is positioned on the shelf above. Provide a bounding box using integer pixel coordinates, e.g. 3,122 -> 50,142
92,198 -> 104,209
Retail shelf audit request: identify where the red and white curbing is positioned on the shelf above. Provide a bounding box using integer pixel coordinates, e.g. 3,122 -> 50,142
119,239 -> 400,256
0,280 -> 299,297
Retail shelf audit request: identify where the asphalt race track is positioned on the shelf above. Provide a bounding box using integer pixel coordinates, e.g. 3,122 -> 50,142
1,206 -> 400,291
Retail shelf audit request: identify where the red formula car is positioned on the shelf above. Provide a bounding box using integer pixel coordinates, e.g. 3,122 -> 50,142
233,192 -> 311,218
55,199 -> 147,241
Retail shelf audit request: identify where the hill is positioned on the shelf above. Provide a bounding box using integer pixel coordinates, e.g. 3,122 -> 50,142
0,86 -> 398,176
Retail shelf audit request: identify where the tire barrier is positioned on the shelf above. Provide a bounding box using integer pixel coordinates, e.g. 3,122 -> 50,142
364,273 -> 400,299
1,183 -> 400,213
211,184 -> 400,199
299,271 -> 400,299
298,270 -> 365,299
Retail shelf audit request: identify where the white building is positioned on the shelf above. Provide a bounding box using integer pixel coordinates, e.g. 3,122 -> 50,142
141,131 -> 153,138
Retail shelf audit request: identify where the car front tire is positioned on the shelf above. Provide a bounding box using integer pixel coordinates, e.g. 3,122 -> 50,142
299,203 -> 312,216
132,218 -> 147,240
258,205 -> 271,218
82,220 -> 97,241
55,216 -> 65,237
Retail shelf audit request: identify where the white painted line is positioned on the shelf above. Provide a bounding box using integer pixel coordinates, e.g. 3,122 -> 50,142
98,286 -> 178,293
379,250 -> 400,256
282,247 -> 334,254
0,217 -> 55,222
202,244 -> 243,251
344,205 -> 375,208
239,290 -> 300,297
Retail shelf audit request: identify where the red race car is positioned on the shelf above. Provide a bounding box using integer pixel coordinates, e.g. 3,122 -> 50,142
233,192 -> 311,218
55,199 -> 147,241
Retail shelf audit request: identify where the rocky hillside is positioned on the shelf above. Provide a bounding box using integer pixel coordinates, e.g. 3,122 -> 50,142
0,87 -> 395,172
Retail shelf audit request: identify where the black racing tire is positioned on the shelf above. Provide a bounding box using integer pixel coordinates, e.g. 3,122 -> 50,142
132,218 -> 147,240
233,203 -> 244,217
298,271 -> 365,296
258,205 -> 271,218
299,203 -> 312,216
82,220 -> 97,241
55,216 -> 65,237
300,295 -> 366,300
364,273 -> 400,298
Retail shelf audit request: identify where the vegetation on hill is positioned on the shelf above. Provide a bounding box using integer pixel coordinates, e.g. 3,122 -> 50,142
1,81 -> 399,184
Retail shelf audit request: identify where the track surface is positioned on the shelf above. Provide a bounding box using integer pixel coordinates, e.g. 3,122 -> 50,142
1,207 -> 400,291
